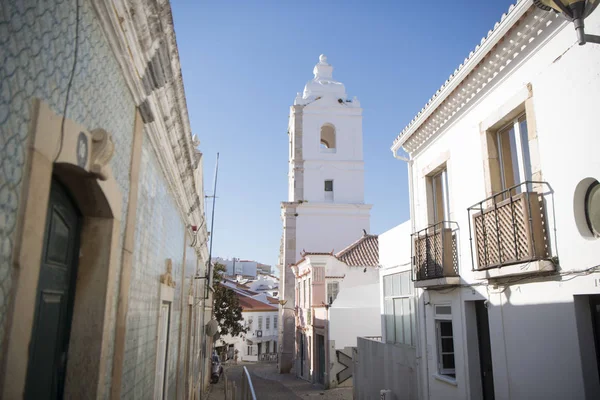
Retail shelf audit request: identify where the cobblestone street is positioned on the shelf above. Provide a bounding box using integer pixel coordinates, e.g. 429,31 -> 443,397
207,363 -> 352,400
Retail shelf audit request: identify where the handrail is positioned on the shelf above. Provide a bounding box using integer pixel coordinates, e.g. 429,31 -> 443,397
466,180 -> 550,210
241,366 -> 257,400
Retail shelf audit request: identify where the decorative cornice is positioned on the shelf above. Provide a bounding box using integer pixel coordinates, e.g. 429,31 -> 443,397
92,0 -> 207,240
391,1 -> 564,154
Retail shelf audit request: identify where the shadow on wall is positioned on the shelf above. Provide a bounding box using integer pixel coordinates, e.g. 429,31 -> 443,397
354,291 -> 600,400
353,337 -> 417,400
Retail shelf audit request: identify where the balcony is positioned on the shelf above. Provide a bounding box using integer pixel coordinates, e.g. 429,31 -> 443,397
412,221 -> 460,288
468,181 -> 555,280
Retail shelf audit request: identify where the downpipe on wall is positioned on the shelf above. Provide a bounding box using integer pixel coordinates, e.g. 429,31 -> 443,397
392,147 -> 430,400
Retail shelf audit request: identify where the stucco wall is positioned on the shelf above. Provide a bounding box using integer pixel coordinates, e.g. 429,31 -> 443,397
300,101 -> 364,204
295,206 -> 371,262
406,7 -> 600,400
0,0 -> 135,389
378,221 -> 412,269
354,337 -> 417,400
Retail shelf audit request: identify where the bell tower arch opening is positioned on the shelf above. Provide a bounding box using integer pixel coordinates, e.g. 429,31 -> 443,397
320,124 -> 336,150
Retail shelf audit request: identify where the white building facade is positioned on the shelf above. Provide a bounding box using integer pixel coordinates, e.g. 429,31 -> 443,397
385,2 -> 600,400
292,233 -> 381,389
217,281 -> 279,363
279,55 -> 372,372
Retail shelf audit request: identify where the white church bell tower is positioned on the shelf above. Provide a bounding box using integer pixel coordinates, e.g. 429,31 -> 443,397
278,55 -> 372,373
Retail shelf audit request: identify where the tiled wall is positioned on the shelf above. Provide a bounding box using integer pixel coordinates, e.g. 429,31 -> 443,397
0,0 -> 134,384
122,134 -> 188,399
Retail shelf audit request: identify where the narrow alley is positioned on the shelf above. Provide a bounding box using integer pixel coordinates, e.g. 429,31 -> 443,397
207,363 -> 352,400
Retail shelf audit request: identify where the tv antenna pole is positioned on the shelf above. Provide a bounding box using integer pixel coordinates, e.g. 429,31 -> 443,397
196,152 -> 219,300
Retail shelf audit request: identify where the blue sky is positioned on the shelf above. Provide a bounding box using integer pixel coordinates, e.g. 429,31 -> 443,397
171,0 -> 516,269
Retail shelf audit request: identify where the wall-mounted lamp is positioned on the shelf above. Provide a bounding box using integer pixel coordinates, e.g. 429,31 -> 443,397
533,0 -> 600,45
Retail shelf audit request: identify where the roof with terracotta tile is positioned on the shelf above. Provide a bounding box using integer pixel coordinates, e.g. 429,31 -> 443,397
237,296 -> 278,312
335,234 -> 379,267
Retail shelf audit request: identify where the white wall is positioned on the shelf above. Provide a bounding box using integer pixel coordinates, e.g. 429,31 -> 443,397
354,338 -> 418,400
219,309 -> 278,362
295,204 -> 371,262
405,6 -> 600,400
379,221 -> 412,269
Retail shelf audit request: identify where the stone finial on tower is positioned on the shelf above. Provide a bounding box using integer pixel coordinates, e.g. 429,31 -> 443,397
313,54 -> 333,80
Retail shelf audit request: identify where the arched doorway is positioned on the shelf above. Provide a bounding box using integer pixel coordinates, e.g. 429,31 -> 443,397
25,178 -> 81,399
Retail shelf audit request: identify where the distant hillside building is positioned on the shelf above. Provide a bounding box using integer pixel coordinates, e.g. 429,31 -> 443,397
213,257 -> 273,279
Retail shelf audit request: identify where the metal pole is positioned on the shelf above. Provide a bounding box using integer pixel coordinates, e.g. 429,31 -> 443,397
200,153 -> 220,398
206,152 -> 220,297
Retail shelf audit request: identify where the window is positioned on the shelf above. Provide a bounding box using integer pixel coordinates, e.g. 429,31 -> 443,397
274,316 -> 278,329
383,272 -> 415,346
435,305 -> 455,378
324,180 -> 334,202
308,278 -> 311,306
247,318 -> 253,331
496,114 -> 532,194
303,280 -> 307,308
258,316 -> 263,330
585,180 -> 600,237
327,282 -> 339,304
266,317 -> 270,330
247,346 -> 253,356
428,168 -> 450,225
320,124 -> 336,149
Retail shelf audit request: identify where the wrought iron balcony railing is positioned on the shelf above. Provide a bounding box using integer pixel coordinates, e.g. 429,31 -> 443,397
412,221 -> 459,281
468,181 -> 553,270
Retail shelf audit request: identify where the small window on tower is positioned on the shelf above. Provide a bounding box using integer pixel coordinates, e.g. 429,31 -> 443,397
324,180 -> 334,202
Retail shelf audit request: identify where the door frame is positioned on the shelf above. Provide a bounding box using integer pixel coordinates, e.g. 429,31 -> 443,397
475,301 -> 495,400
24,178 -> 83,399
3,100 -> 124,399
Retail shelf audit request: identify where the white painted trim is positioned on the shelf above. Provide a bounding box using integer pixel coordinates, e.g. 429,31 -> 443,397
473,260 -> 555,280
392,6 -> 567,155
480,85 -> 531,133
433,373 -> 458,387
422,151 -> 450,177
391,0 -> 532,151
160,284 -> 175,303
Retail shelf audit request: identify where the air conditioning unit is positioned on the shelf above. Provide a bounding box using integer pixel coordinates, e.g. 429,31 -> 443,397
256,330 -> 262,337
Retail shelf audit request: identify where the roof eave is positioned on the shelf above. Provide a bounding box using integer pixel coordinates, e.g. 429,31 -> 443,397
391,0 -> 532,153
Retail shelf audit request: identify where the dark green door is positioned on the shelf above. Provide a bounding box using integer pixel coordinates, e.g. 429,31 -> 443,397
25,179 -> 81,400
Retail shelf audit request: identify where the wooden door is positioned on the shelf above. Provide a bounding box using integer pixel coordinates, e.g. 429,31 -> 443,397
25,179 -> 81,399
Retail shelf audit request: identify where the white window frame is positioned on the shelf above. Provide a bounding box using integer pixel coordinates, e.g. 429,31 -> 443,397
327,281 -> 339,304
303,279 -> 307,308
383,271 -> 415,346
266,316 -> 270,330
429,168 -> 450,226
258,316 -> 263,331
496,113 -> 532,193
434,304 -> 456,378
274,315 -> 278,329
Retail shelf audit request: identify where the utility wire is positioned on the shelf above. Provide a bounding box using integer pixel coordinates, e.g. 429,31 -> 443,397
54,0 -> 81,162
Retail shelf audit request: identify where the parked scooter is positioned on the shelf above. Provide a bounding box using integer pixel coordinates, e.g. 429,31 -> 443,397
210,354 -> 223,384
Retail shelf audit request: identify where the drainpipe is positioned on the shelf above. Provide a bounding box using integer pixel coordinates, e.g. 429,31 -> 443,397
392,147 -> 430,400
